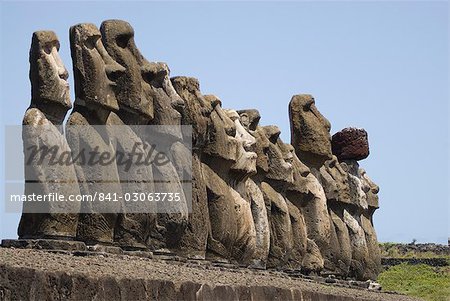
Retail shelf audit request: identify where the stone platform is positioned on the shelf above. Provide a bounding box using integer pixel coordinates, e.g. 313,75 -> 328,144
0,247 -> 420,301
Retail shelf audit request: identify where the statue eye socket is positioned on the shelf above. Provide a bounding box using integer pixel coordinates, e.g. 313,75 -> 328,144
84,35 -> 99,50
303,101 -> 313,111
43,44 -> 53,55
225,126 -> 236,137
116,34 -> 130,48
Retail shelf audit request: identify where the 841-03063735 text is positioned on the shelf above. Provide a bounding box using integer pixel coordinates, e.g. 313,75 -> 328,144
10,192 -> 183,203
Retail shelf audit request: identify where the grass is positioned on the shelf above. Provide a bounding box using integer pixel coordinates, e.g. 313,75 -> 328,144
377,263 -> 450,301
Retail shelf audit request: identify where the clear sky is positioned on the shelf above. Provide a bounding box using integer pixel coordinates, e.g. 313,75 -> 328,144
0,1 -> 448,244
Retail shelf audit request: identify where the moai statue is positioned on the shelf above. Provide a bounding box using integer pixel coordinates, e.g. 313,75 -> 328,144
288,94 -> 334,272
170,76 -> 212,259
139,62 -> 189,252
289,94 -> 332,169
237,109 -> 271,268
200,96 -> 257,265
259,125 -> 294,268
316,156 -> 353,277
66,23 -> 125,244
225,109 -> 261,266
100,19 -> 156,250
18,31 -> 80,239
276,142 -> 312,270
332,127 -> 381,280
360,168 -> 382,278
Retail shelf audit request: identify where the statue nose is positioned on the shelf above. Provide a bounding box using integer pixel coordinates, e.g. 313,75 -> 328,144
59,68 -> 69,81
372,185 -> 380,194
105,63 -> 125,83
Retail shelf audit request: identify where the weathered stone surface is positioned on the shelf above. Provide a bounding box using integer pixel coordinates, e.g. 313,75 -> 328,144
361,215 -> 382,279
343,209 -> 372,280
1,249 -> 420,301
108,115 -> 157,250
100,20 -> 157,250
69,23 -> 122,112
67,23 -> 124,244
286,201 -> 308,269
256,126 -> 296,268
320,156 -> 352,205
226,109 -> 257,178
202,102 -> 257,265
360,168 -> 379,209
302,239 -> 325,273
29,31 -> 71,110
127,62 -> 189,252
289,94 -> 332,168
147,62 -> 184,140
100,19 -> 154,121
237,109 -> 261,131
19,31 -> 80,240
15,21 -> 384,287
171,76 -> 212,259
1,239 -> 86,251
245,179 -> 270,268
329,209 -> 352,275
332,128 -> 369,161
299,174 -> 331,264
261,182 -> 293,268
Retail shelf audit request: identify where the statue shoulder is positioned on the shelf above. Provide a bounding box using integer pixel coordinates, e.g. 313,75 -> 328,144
22,108 -> 48,126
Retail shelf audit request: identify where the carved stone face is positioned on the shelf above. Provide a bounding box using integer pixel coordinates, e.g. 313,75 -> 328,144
263,126 -> 294,185
226,109 -> 257,177
171,76 -> 213,148
277,140 -> 313,191
237,110 -> 270,174
144,62 -> 183,142
70,23 -> 124,111
30,31 -> 70,109
237,109 -> 261,132
359,168 -> 379,209
289,94 -> 332,167
203,97 -> 239,163
100,19 -> 153,121
341,161 -> 368,210
321,156 -> 352,204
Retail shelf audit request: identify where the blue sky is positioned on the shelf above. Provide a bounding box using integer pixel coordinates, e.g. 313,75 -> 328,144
0,1 -> 448,244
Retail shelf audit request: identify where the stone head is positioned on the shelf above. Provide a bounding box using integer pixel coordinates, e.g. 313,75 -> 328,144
289,94 -> 332,168
277,140 -> 313,203
225,109 -> 257,178
359,168 -> 379,209
202,95 -> 239,163
70,23 -> 124,112
144,62 -> 183,141
29,31 -> 71,111
278,141 -> 310,177
321,155 -> 351,205
171,76 -> 213,148
237,110 -> 270,174
263,125 -> 294,186
236,109 -> 260,132
100,19 -> 153,122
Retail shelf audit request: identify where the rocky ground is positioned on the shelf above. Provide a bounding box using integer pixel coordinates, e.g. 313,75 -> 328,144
0,248 -> 421,301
